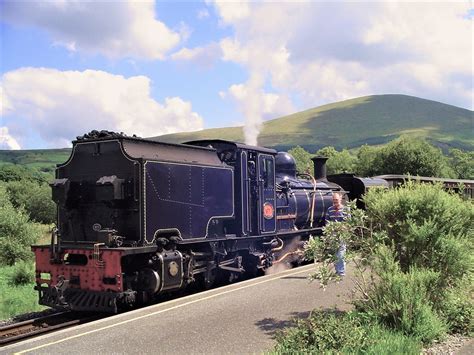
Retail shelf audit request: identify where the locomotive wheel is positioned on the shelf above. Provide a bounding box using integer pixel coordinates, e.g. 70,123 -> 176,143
137,268 -> 161,293
241,251 -> 265,280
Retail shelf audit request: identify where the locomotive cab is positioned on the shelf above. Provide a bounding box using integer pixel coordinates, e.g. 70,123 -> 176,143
185,140 -> 278,237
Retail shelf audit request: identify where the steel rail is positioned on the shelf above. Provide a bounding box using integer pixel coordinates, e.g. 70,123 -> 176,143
0,311 -> 103,346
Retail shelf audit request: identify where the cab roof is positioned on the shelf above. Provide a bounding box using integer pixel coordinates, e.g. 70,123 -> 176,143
185,139 -> 277,155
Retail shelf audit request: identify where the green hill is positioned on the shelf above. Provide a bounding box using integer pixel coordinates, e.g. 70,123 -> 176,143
0,95 -> 472,171
0,149 -> 71,173
155,94 -> 473,152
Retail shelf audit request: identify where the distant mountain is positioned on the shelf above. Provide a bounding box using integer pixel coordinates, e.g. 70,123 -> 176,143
154,94 -> 473,152
0,95 -> 472,172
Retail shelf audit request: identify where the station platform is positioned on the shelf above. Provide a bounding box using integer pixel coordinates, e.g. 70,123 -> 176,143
1,264 -> 354,355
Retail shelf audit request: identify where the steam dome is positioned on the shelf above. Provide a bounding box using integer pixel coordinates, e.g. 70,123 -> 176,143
275,152 -> 297,179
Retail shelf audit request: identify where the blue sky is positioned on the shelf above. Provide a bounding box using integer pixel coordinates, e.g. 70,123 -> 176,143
0,1 -> 472,149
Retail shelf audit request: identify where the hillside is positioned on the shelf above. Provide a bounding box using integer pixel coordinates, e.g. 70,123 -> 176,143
0,95 -> 471,171
155,94 -> 473,152
0,149 -> 71,172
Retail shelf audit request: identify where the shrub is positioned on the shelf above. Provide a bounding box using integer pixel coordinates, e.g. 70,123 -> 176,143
300,179 -> 472,352
354,246 -> 447,343
357,323 -> 422,355
8,261 -> 35,286
4,180 -> 55,224
438,283 -> 474,335
304,200 -> 383,287
272,310 -> 422,354
306,183 -> 472,345
364,181 -> 473,283
0,185 -> 41,266
273,310 -> 370,354
356,183 -> 472,341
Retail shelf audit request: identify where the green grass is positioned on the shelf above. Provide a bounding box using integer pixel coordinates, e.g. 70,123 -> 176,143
0,225 -> 51,320
347,323 -> 423,355
155,94 -> 473,152
0,149 -> 71,173
271,310 -> 422,355
0,263 -> 46,320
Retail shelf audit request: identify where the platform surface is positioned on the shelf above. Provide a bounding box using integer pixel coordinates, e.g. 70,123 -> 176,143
1,264 -> 355,355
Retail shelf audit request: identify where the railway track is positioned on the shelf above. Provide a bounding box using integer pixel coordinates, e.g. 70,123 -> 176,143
0,311 -> 105,346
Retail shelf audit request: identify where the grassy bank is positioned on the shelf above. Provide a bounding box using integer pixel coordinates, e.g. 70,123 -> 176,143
0,225 -> 51,320
0,263 -> 46,320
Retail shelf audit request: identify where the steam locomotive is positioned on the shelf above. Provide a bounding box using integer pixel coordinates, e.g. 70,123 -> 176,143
34,131 -> 474,313
34,131 -> 367,313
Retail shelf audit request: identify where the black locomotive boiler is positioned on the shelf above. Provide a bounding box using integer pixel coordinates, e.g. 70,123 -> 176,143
33,132 -> 345,313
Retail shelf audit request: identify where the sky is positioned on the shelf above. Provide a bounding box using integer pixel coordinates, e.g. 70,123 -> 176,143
0,0 -> 472,150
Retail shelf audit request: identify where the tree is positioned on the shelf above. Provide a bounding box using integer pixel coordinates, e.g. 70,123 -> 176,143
315,146 -> 338,159
355,136 -> 455,178
0,164 -> 47,184
0,185 -> 41,265
448,148 -> 474,179
288,146 -> 313,174
315,146 -> 356,175
4,180 -> 55,224
355,144 -> 380,176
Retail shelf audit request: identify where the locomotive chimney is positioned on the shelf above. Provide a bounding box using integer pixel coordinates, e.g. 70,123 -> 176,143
311,156 -> 328,180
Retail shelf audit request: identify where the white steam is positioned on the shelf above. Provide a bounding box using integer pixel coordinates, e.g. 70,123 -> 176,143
265,237 -> 304,275
222,74 -> 294,146
227,74 -> 264,146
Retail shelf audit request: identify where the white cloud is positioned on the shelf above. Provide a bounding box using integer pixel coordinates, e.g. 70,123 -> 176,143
176,21 -> 192,43
362,2 -> 471,74
220,38 -> 249,64
1,68 -> 204,148
197,8 -> 210,20
211,0 -> 473,120
0,127 -> 21,150
171,43 -> 222,68
0,86 -> 11,116
2,0 -> 181,59
210,1 -> 250,24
